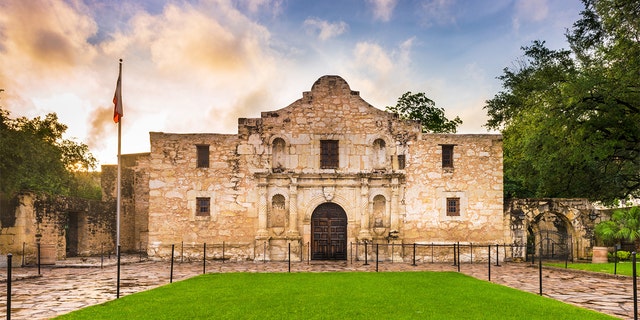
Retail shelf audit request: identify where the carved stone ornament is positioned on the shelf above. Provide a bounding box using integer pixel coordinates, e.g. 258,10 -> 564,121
323,186 -> 335,201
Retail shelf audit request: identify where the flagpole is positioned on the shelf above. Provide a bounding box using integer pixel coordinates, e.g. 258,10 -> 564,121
116,59 -> 122,251
115,59 -> 122,299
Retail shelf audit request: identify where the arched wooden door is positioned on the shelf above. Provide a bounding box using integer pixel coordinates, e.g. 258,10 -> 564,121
311,203 -> 347,260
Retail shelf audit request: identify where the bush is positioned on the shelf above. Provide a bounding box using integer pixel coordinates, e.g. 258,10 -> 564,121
608,250 -> 631,262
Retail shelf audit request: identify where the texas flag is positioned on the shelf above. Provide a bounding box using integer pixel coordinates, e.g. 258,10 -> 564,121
113,62 -> 123,123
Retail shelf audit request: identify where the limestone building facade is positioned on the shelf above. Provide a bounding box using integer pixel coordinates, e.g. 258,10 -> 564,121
145,75 -> 505,261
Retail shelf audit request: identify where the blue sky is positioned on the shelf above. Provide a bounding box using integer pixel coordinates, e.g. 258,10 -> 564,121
0,0 -> 584,167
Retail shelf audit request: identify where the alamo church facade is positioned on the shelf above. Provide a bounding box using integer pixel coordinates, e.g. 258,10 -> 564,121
142,75 -> 505,261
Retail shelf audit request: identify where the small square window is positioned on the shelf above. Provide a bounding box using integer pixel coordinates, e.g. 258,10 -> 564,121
442,145 -> 454,168
196,197 -> 210,216
197,145 -> 209,168
446,198 -> 460,216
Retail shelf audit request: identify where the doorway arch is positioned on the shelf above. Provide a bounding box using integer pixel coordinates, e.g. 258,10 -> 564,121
311,203 -> 347,260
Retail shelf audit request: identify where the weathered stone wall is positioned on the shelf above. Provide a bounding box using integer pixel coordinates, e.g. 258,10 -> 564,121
0,193 -> 114,266
403,134 -> 504,243
146,75 -> 506,261
102,152 -> 150,253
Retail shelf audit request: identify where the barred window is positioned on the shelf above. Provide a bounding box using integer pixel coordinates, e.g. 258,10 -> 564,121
196,197 -> 210,216
197,145 -> 209,168
446,198 -> 460,216
320,140 -> 339,169
442,145 -> 454,168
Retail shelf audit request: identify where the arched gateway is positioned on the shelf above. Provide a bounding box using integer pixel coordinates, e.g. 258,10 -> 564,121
311,203 -> 347,260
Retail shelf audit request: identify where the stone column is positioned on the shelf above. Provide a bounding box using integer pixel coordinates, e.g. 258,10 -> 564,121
256,182 -> 269,238
287,176 -> 300,237
390,177 -> 400,232
358,177 -> 372,240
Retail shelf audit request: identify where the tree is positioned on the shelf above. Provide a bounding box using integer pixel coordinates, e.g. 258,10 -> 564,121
386,92 -> 462,133
484,0 -> 640,203
595,207 -> 640,249
0,108 -> 99,199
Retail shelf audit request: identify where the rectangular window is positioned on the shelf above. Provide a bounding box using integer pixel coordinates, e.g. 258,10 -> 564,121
397,155 -> 406,169
446,198 -> 460,216
442,145 -> 454,168
320,140 -> 339,169
196,197 -> 210,216
197,145 -> 209,168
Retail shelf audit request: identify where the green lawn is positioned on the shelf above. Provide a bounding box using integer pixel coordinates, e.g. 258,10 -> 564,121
56,272 -> 615,320
547,261 -> 640,276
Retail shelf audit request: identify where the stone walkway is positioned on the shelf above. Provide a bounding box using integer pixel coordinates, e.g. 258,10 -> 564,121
0,257 -> 637,319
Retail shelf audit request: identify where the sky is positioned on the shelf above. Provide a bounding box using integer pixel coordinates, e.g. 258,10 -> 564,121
0,0 -> 585,168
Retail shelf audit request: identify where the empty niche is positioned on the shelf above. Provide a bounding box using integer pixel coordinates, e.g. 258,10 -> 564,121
272,138 -> 286,172
269,194 -> 286,228
372,139 -> 387,170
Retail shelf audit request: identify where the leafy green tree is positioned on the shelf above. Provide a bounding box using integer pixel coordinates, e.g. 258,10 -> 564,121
595,207 -> 640,249
386,92 -> 462,133
0,108 -> 99,199
484,0 -> 640,203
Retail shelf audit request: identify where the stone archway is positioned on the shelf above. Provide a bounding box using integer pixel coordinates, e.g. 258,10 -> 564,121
311,203 -> 347,260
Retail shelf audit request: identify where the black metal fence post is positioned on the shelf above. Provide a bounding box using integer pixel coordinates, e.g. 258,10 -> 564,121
488,244 -> 491,282
614,245 -> 618,275
350,242 -> 353,264
116,245 -> 121,299
496,244 -> 500,267
222,241 -> 225,263
431,243 -> 434,263
21,242 -> 25,267
264,241 -> 267,263
453,243 -> 457,266
7,253 -> 12,320
539,242 -> 543,296
170,244 -> 175,284
457,242 -> 460,272
288,242 -> 291,273
412,243 -> 416,266
375,243 -> 379,272
470,242 -> 473,264
203,243 -> 207,274
633,252 -> 637,320
101,243 -> 104,269
364,241 -> 369,266
37,242 -> 41,275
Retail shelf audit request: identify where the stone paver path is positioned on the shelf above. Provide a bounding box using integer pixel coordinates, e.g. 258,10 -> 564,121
0,257 -> 637,319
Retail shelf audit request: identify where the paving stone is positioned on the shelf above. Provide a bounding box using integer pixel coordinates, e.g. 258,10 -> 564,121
0,257 -> 636,319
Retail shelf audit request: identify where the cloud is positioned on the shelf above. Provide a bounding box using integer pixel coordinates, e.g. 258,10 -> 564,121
512,0 -> 549,32
366,0 -> 397,22
0,1 -> 97,73
419,0 -> 457,27
303,18 -> 348,41
86,104 -> 114,150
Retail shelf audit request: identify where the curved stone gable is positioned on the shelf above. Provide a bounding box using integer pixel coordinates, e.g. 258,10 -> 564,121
253,75 -> 421,137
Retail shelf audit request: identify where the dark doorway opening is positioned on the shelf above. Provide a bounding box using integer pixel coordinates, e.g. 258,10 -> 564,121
66,212 -> 79,257
311,203 -> 347,260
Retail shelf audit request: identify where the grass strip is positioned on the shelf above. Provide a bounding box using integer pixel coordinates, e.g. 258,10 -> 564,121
57,272 -> 616,320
